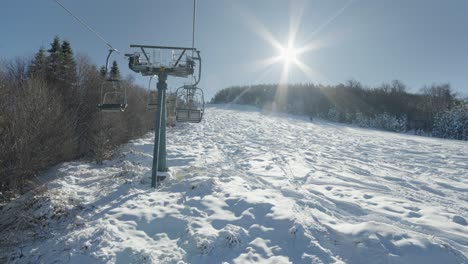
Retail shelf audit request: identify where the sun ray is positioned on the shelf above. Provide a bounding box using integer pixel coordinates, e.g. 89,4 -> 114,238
288,0 -> 306,48
279,63 -> 290,85
253,56 -> 283,69
304,0 -> 355,43
251,19 -> 283,51
232,1 -> 283,50
295,41 -> 324,56
294,58 -> 330,84
252,63 -> 277,84
273,64 -> 290,111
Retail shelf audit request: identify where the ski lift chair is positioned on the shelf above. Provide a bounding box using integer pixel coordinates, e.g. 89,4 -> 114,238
97,49 -> 128,112
146,76 -> 158,110
147,90 -> 158,110
175,85 -> 204,123
97,78 -> 128,112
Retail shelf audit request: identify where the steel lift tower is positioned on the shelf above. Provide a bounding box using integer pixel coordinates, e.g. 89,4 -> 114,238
126,46 -> 201,187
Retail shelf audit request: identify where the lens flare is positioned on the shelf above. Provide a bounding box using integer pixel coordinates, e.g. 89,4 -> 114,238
231,0 -> 353,108
280,44 -> 298,66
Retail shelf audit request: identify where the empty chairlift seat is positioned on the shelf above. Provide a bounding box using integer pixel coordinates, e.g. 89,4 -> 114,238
97,49 -> 128,112
174,84 -> 205,123
97,79 -> 128,112
176,108 -> 203,123
147,90 -> 158,110
98,103 -> 127,112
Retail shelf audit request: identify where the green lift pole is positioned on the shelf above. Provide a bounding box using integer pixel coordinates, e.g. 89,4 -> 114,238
151,73 -> 168,188
126,45 -> 201,189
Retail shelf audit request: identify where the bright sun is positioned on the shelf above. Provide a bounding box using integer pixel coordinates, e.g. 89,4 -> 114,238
248,0 -> 341,84
280,45 -> 297,66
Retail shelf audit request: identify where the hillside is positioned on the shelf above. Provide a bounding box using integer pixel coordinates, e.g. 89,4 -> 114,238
1,105 -> 467,263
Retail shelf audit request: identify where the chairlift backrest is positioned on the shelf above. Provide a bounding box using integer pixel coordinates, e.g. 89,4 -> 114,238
147,91 -> 158,110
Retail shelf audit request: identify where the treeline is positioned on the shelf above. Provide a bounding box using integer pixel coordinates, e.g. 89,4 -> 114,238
212,80 -> 468,139
0,37 -> 154,199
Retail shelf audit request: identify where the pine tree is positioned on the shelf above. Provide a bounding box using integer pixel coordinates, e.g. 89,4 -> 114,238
48,36 -> 61,53
61,40 -> 77,87
28,47 -> 47,78
110,60 -> 121,80
46,36 -> 63,84
60,40 -> 72,55
99,66 -> 107,77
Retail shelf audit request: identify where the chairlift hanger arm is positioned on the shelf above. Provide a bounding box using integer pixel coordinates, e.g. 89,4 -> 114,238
193,50 -> 202,86
105,49 -> 116,73
140,47 -> 151,63
173,49 -> 187,67
148,75 -> 155,89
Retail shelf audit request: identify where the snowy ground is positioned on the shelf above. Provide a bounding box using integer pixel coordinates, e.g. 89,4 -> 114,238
1,105 -> 467,263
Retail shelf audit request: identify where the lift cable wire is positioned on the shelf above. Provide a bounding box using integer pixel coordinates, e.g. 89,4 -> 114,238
191,0 -> 197,83
192,0 -> 196,54
53,0 -> 122,56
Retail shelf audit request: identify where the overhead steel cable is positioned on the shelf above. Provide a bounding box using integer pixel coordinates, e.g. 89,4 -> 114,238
191,0 -> 197,83
53,0 -> 122,56
192,0 -> 196,53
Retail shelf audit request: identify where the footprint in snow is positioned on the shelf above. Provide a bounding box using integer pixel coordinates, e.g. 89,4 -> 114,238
382,206 -> 405,214
407,212 -> 422,218
452,215 -> 467,226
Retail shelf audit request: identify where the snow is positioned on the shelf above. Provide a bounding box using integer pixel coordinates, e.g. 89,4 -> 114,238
1,105 -> 467,263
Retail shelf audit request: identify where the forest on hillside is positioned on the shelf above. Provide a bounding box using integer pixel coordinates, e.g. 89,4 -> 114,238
212,81 -> 468,140
0,37 -> 154,199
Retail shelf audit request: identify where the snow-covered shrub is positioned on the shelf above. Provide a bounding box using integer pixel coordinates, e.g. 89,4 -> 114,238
433,105 -> 468,140
196,238 -> 215,255
350,112 -> 407,132
327,107 -> 340,122
370,113 -> 407,132
351,112 -> 370,128
217,224 -> 247,249
345,112 -> 356,123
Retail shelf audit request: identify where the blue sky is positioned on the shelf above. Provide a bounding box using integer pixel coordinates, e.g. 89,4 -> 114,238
1,0 -> 467,99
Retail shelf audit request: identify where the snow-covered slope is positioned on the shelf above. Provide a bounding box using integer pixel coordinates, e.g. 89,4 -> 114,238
1,105 -> 467,263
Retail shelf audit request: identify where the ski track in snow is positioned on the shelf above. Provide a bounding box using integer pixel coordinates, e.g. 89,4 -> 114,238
1,105 -> 467,264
